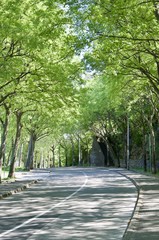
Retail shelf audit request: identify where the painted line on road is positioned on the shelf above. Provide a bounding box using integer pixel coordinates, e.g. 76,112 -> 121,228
0,171 -> 88,238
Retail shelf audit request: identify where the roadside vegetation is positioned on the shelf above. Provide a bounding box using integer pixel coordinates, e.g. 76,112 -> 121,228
1,0 -> 159,182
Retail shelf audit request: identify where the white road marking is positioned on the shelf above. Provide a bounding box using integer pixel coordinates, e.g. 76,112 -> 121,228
0,171 -> 88,238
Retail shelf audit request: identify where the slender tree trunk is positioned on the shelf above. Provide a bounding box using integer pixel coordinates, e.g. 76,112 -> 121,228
86,144 -> 90,166
58,146 -> 61,167
106,141 -> 110,166
25,131 -> 36,171
117,155 -> 121,168
0,105 -> 10,183
123,132 -> 127,168
40,149 -> 44,168
146,117 -> 157,174
17,144 -> 23,168
148,134 -> 152,171
78,137 -> 81,166
143,135 -> 147,172
34,151 -> 38,168
143,110 -> 157,174
71,139 -> 75,166
51,145 -> 55,167
8,111 -> 23,178
65,148 -> 68,167
151,126 -> 157,174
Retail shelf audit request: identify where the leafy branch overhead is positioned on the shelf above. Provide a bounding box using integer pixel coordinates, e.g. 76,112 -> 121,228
1,0 -> 159,179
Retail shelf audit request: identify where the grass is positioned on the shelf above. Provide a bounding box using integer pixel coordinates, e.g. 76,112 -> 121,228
2,166 -> 26,172
1,166 -> 28,181
131,167 -> 159,178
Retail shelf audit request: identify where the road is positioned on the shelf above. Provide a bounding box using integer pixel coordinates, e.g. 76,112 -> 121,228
0,168 -> 137,240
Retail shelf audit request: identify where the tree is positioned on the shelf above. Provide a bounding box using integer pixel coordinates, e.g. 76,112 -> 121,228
62,0 -> 159,172
0,0 -> 85,180
0,104 -> 11,183
8,110 -> 23,178
24,113 -> 51,171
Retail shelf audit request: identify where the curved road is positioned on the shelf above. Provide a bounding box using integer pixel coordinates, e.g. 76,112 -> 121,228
0,168 -> 137,240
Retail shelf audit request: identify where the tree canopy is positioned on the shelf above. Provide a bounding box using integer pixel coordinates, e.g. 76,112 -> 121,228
1,0 -> 159,181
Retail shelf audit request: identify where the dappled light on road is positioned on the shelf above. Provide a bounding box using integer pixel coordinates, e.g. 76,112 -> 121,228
0,168 -> 137,240
121,170 -> 159,240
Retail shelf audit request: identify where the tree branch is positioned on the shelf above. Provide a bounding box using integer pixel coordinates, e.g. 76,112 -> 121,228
94,33 -> 159,43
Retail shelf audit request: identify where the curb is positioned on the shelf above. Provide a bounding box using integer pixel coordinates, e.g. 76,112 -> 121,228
116,171 -> 143,240
0,180 -> 38,200
109,169 -> 142,239
110,169 -> 142,239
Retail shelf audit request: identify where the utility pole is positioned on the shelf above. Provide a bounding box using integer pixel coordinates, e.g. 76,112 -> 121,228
78,136 -> 81,166
127,116 -> 130,170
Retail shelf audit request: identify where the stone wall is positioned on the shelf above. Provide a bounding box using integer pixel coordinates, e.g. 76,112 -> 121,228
120,159 -> 144,169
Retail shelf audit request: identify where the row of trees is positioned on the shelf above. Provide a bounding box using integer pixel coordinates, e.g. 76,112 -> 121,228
69,0 -> 159,173
33,130 -> 92,168
0,0 -> 84,182
1,0 -> 159,181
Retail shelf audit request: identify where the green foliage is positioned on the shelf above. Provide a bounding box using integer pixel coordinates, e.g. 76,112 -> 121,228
1,0 -> 159,174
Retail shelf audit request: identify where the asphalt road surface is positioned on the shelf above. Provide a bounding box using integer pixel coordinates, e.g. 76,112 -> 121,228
0,168 -> 137,240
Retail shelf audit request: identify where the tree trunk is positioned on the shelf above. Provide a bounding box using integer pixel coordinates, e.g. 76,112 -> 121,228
58,146 -> 61,167
146,117 -> 157,174
106,141 -> 110,166
123,132 -> 127,168
151,126 -> 157,174
8,111 -> 23,178
34,150 -> 38,168
40,150 -> 44,168
51,145 -> 55,167
18,144 -> 23,168
25,131 -> 36,171
143,135 -> 147,172
71,139 -> 75,166
0,105 -> 10,183
65,148 -> 68,167
86,144 -> 90,166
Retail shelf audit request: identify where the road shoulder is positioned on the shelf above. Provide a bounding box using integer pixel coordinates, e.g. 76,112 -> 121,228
116,169 -> 159,240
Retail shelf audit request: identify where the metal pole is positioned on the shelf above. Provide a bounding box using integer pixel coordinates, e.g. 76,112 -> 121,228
149,134 -> 152,172
78,136 -> 81,166
127,116 -> 130,170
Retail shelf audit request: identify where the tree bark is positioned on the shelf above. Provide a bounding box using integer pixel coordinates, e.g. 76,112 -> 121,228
0,104 -> 10,183
17,144 -> 23,168
40,150 -> 44,168
147,118 -> 157,174
58,146 -> 61,167
151,126 -> 157,174
143,135 -> 147,172
25,131 -> 37,171
8,111 -> 23,178
71,138 -> 75,166
51,145 -> 55,167
65,148 -> 68,167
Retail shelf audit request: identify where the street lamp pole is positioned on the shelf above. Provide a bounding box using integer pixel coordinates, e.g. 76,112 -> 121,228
78,136 -> 81,166
127,116 -> 130,170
